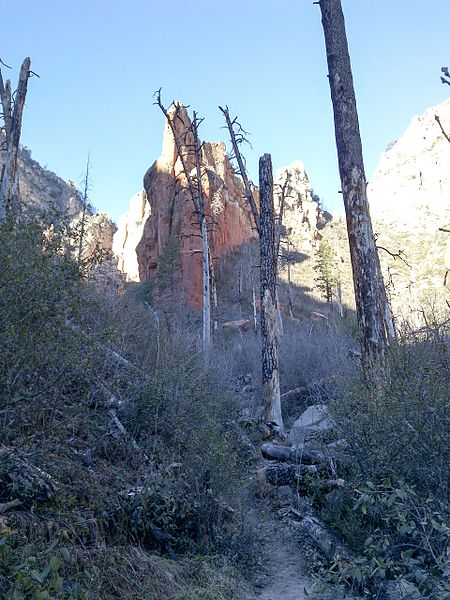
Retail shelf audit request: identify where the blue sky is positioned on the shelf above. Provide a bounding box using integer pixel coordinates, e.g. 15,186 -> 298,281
3,0 -> 449,220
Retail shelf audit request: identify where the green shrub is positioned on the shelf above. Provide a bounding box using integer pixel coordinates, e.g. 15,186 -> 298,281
321,327 -> 450,598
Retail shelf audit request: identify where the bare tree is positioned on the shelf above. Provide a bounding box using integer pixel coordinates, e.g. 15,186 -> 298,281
156,93 -> 212,358
220,105 -> 283,432
0,57 -> 33,223
77,153 -> 91,266
318,0 -> 390,379
219,106 -> 259,233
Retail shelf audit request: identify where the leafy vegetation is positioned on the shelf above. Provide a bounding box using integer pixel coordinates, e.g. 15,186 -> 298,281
0,220 -> 255,599
320,328 -> 450,598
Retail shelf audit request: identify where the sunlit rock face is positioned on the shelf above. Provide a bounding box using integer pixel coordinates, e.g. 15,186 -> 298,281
114,105 -> 327,309
0,136 -> 84,218
130,103 -> 255,308
368,98 -> 450,320
274,160 -> 331,252
0,137 -> 116,266
113,190 -> 150,282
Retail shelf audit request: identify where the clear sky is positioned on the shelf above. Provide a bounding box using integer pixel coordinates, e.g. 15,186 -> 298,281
3,0 -> 449,221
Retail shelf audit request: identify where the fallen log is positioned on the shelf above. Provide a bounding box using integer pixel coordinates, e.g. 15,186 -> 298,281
108,409 -> 140,452
0,447 -> 58,503
298,515 -> 350,561
261,442 -> 327,465
0,498 -> 22,514
64,320 -> 144,374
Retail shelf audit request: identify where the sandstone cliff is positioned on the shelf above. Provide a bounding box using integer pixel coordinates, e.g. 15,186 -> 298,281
115,104 -> 256,308
113,105 -> 328,308
368,98 -> 450,321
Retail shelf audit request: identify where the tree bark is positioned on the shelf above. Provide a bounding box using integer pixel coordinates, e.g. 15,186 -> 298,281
0,57 -> 31,222
259,154 -> 283,432
193,112 -> 212,358
209,246 -> 219,333
319,1 -> 388,378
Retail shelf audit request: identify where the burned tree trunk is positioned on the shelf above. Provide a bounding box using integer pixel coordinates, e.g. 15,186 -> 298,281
259,154 -> 283,432
0,57 -> 31,223
220,106 -> 284,430
318,0 -> 388,378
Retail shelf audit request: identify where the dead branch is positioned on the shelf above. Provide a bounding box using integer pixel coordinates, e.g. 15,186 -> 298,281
219,105 -> 260,232
281,377 -> 336,402
376,243 -> 411,267
435,114 -> 450,143
0,498 -> 22,514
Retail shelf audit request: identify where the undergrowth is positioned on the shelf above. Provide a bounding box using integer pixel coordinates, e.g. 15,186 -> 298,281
0,221 -> 255,599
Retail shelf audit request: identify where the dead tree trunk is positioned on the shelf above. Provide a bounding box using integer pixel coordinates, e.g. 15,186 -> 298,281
193,111 -> 212,357
156,94 -> 212,358
252,285 -> 258,333
259,154 -> 283,432
209,247 -> 219,333
0,57 -> 31,223
220,106 -> 284,431
77,153 -> 91,267
318,0 -> 388,378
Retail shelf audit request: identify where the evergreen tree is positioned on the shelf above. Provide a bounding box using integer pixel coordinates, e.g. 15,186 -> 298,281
314,238 -> 341,303
154,235 -> 181,306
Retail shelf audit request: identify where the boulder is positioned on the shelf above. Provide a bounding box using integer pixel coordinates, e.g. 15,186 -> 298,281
289,404 -> 334,445
222,319 -> 253,331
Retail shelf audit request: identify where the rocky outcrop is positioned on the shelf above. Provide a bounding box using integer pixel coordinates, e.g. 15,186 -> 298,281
113,190 -> 150,282
0,137 -> 84,218
0,135 -> 116,264
114,107 -> 327,308
368,98 -> 450,320
117,103 -> 255,308
274,160 -> 331,252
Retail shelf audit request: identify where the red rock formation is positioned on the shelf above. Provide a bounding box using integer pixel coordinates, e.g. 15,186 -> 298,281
136,103 -> 255,308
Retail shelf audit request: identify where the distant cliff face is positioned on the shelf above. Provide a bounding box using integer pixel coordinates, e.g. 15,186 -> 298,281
113,105 -> 327,308
0,137 -> 117,272
368,98 -> 450,320
0,137 -> 84,218
275,160 -> 331,252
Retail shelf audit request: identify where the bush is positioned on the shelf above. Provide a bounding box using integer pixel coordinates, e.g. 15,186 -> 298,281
0,220 -> 256,598
321,326 -> 450,598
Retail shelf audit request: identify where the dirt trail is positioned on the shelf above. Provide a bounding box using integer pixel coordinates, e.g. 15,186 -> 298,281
250,510 -> 314,600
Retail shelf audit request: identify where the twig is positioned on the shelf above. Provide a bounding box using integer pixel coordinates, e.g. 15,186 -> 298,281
0,498 -> 22,514
435,114 -> 450,143
376,244 -> 410,267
